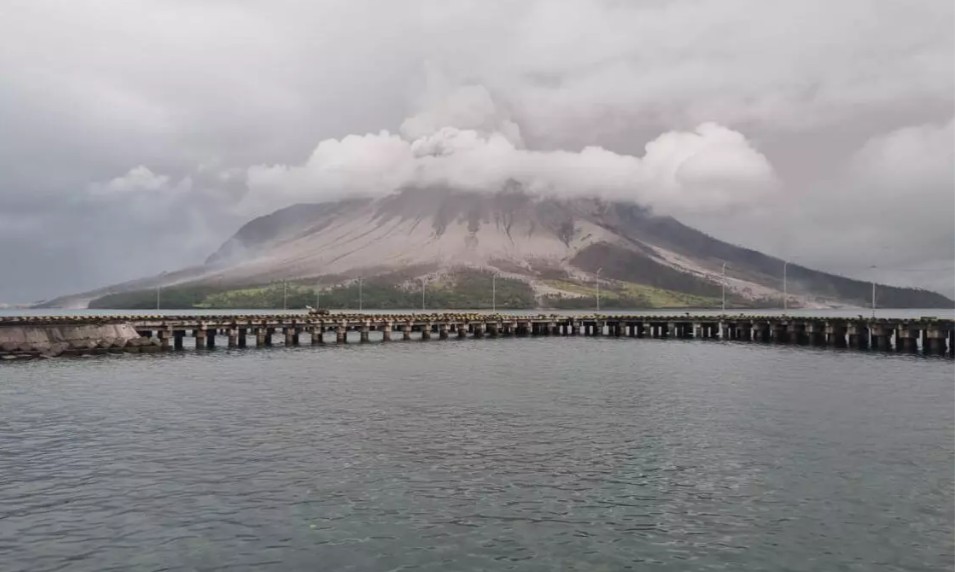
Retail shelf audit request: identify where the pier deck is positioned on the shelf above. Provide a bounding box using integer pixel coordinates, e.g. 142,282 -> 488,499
1,313 -> 953,359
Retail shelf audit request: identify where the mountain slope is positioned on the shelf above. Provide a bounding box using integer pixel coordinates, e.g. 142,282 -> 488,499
45,187 -> 953,309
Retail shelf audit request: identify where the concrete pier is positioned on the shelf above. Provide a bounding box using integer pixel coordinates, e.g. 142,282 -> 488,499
3,313 -> 952,360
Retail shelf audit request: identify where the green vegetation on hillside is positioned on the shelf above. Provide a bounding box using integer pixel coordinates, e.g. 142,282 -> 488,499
89,270 -> 537,310
540,279 -> 723,310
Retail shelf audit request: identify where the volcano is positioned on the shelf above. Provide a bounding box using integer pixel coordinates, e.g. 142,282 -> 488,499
46,187 -> 954,309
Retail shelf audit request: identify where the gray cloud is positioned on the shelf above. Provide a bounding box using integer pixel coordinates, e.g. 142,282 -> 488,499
0,0 -> 952,302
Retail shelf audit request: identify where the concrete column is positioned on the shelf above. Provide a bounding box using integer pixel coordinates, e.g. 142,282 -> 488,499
238,328 -> 247,348
771,323 -> 788,343
311,327 -> 324,345
402,323 -> 412,341
336,326 -> 347,344
896,327 -> 918,352
869,324 -> 891,350
285,327 -> 296,346
173,330 -> 185,350
925,327 -> 947,355
826,323 -> 847,348
228,328 -> 239,348
487,322 -> 499,337
256,327 -> 267,347
439,323 -> 449,339
473,323 -> 484,338
457,323 -> 468,338
847,323 -> 869,349
382,321 -> 392,342
421,323 -> 432,340
265,328 -> 274,346
205,328 -> 216,349
738,323 -> 752,341
571,322 -> 580,336
806,323 -> 825,345
194,329 -> 205,349
158,329 -> 172,351
360,321 -> 370,343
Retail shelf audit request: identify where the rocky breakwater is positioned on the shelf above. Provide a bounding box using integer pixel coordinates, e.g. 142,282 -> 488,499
0,321 -> 159,360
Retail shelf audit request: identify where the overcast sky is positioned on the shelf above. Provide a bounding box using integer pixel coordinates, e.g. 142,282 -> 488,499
1,0 -> 953,303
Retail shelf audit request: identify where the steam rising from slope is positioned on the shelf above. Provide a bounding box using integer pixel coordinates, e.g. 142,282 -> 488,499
245,86 -> 777,217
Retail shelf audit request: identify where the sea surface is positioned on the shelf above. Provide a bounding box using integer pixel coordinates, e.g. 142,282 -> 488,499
0,333 -> 953,571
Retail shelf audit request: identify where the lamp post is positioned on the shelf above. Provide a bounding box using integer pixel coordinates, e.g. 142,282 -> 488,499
721,262 -> 726,312
420,277 -> 426,311
870,265 -> 877,318
492,273 -> 497,312
358,278 -> 363,312
315,281 -> 321,309
156,270 -> 167,311
782,261 -> 788,311
283,280 -> 288,311
595,267 -> 603,312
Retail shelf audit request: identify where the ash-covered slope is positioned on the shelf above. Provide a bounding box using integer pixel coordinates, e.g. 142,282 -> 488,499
43,186 -> 952,309
197,187 -> 950,308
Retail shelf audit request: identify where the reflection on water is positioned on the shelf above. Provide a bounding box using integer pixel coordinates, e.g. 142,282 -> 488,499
0,338 -> 952,571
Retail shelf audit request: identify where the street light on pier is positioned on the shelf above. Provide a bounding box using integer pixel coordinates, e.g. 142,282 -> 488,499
283,280 -> 288,311
420,277 -> 426,311
315,281 -> 321,309
491,273 -> 497,312
870,265 -> 877,318
595,267 -> 603,312
358,277 -> 363,312
156,271 -> 167,311
721,262 -> 726,312
782,261 -> 788,311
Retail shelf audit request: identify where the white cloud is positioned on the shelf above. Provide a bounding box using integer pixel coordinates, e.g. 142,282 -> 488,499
245,88 -> 778,217
0,0 -> 951,300
87,166 -> 190,196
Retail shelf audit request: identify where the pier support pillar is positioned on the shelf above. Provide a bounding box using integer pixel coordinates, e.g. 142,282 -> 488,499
194,329 -> 205,349
382,322 -> 392,342
790,323 -> 807,344
256,328 -> 267,347
896,328 -> 918,352
826,323 -> 847,348
158,329 -> 172,351
228,328 -> 239,348
402,324 -> 412,341
487,323 -> 499,337
925,327 -> 947,355
336,326 -> 347,344
173,330 -> 185,350
360,322 -> 370,343
806,323 -> 825,346
312,327 -> 324,345
474,323 -> 484,338
457,323 -> 468,338
771,324 -> 788,343
265,328 -> 274,346
285,327 -> 296,346
439,323 -> 449,339
421,323 -> 432,340
847,323 -> 869,349
238,328 -> 247,348
869,324 -> 891,350
571,322 -> 580,336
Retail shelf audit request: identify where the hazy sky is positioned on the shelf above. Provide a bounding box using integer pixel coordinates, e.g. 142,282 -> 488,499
1,0 -> 953,302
